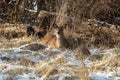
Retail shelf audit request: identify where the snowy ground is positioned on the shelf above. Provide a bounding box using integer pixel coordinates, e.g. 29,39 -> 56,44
88,49 -> 120,80
0,41 -> 120,80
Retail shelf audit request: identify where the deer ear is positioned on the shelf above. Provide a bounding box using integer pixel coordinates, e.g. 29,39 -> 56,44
53,23 -> 58,28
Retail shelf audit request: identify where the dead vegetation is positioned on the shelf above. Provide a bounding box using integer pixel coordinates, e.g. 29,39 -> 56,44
0,0 -> 120,79
20,56 -> 35,67
88,48 -> 120,73
0,0 -> 120,49
0,23 -> 26,39
35,53 -> 91,80
89,55 -> 120,73
4,68 -> 24,75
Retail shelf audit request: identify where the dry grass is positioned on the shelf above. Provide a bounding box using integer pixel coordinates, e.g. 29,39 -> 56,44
87,26 -> 119,48
77,62 -> 91,80
0,23 -> 26,39
39,17 -> 117,49
0,35 -> 39,48
3,68 -> 25,80
0,0 -> 120,49
35,53 -> 91,80
74,46 -> 91,60
0,1 -> 120,79
66,23 -> 119,49
4,68 -> 24,75
102,55 -> 120,67
19,56 -> 34,67
89,49 -> 120,73
35,54 -> 65,79
44,0 -> 120,48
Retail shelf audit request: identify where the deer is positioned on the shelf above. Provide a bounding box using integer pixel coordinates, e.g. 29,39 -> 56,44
40,23 -> 69,49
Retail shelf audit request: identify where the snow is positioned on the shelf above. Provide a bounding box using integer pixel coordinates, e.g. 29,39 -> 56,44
48,73 -> 72,80
0,42 -> 120,80
89,49 -> 101,55
90,72 -> 120,80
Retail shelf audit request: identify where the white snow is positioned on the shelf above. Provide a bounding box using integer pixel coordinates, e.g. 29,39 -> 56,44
0,42 -> 120,80
90,72 -> 120,80
0,73 -> 9,80
89,49 -> 101,55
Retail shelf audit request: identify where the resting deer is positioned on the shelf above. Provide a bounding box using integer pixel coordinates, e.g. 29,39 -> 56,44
40,23 -> 69,49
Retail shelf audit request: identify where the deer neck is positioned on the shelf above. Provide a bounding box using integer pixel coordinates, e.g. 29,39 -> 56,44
56,33 -> 64,48
56,31 -> 65,39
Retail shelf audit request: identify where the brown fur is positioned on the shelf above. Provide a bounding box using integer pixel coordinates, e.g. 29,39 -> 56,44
40,23 -> 69,49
